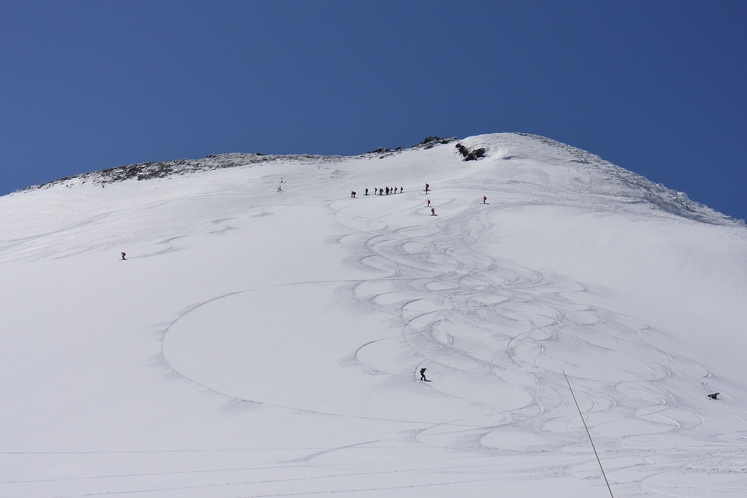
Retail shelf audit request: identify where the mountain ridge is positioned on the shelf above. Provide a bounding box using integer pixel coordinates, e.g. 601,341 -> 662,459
18,132 -> 744,228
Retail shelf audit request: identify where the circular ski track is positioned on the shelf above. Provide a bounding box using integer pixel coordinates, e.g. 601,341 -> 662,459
163,179 -> 747,497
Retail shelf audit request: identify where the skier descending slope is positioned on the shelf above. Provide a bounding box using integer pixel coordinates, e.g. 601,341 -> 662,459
420,368 -> 427,381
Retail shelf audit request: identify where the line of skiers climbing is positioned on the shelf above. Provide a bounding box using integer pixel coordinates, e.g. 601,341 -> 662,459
352,183 -> 487,218
352,186 -> 405,198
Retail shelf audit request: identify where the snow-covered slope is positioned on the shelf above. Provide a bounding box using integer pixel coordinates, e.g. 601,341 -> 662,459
1,133 -> 745,497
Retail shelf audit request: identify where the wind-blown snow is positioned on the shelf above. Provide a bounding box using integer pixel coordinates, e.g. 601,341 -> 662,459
1,133 -> 745,497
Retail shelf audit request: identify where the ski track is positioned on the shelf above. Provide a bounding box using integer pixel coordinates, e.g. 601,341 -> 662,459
131,187 -> 747,497
4,145 -> 746,497
327,188 -> 747,497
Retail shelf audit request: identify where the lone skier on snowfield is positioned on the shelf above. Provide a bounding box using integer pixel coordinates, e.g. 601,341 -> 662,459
420,368 -> 427,381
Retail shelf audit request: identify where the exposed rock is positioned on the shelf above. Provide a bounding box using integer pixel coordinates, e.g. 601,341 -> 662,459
456,143 -> 470,158
456,143 -> 487,161
416,136 -> 458,150
25,152 -> 340,191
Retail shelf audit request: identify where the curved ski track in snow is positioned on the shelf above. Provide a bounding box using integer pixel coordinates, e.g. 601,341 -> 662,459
157,181 -> 747,498
6,134 -> 745,497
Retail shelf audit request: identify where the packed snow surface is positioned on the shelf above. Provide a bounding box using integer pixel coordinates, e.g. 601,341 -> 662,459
1,133 -> 746,497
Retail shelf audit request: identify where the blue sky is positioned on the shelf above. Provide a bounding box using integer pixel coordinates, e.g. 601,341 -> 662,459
1,1 -> 745,220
